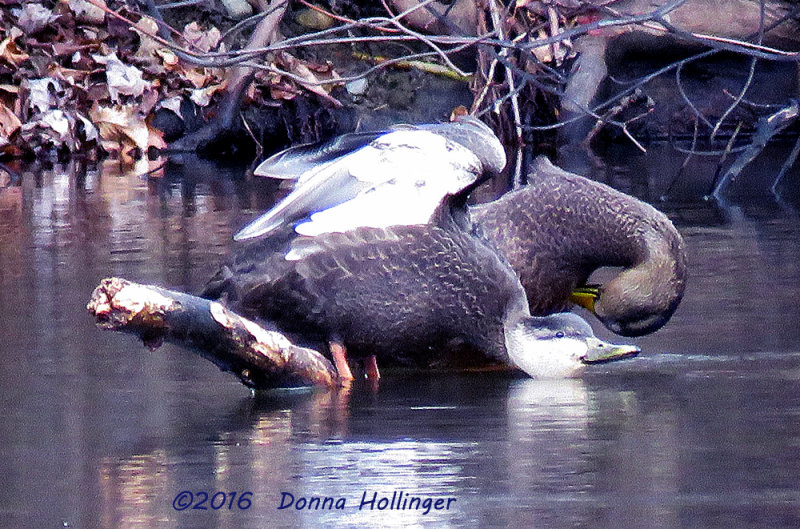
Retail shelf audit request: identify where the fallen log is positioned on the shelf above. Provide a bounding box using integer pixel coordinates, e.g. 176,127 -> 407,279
87,277 -> 339,389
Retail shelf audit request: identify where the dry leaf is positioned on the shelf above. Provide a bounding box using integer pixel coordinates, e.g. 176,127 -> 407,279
24,78 -> 61,114
269,79 -> 299,102
183,67 -> 214,89
0,33 -> 30,66
92,52 -> 151,101
529,28 -> 572,65
0,101 -> 22,139
69,0 -> 105,24
48,63 -> 95,85
155,48 -> 179,69
133,16 -> 164,65
40,109 -> 71,144
190,81 -> 226,107
89,103 -> 163,153
182,22 -> 222,53
148,124 -> 166,150
15,3 -> 57,34
76,113 -> 99,142
0,84 -> 19,95
138,88 -> 160,116
157,96 -> 183,117
51,42 -> 95,58
277,52 -> 342,107
90,103 -> 148,151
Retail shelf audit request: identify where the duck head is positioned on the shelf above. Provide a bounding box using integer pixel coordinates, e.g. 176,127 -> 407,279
571,232 -> 687,337
505,312 -> 640,379
594,269 -> 684,337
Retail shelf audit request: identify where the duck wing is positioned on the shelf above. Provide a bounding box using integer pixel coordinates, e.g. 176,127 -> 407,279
234,129 -> 484,241
252,117 -> 504,184
253,130 -> 387,182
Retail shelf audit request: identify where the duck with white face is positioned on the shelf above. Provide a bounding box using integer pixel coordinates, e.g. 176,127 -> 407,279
207,195 -> 640,381
506,312 -> 640,379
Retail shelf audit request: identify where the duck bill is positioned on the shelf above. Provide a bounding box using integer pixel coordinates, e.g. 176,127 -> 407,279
569,285 -> 600,314
581,337 -> 640,364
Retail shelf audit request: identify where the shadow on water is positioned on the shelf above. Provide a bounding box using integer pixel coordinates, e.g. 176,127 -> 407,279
1,146 -> 800,528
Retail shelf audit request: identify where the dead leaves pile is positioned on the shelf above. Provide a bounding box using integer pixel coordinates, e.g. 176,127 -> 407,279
0,0 -> 343,163
2,1 -> 167,162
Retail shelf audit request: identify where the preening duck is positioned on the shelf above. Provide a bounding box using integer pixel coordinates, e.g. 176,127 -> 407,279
206,194 -> 640,381
236,119 -> 687,338
472,157 -> 687,337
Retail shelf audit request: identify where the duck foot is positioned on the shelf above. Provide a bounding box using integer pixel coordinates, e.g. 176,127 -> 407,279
330,341 -> 354,382
364,355 -> 381,380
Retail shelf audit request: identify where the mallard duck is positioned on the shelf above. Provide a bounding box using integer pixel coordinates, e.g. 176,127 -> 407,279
472,156 -> 687,337
235,120 -> 686,338
206,193 -> 640,380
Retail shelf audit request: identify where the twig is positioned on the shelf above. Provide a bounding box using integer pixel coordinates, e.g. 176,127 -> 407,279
713,100 -> 800,198
710,57 -> 757,142
488,0 -> 523,186
710,1 -> 765,142
662,116 -> 700,200
675,61 -> 713,131
156,0 -> 206,9
384,0 -> 471,77
352,52 -> 472,82
709,121 -> 743,195
771,135 -> 800,196
721,89 -> 783,110
241,113 -> 262,159
218,11 -> 269,46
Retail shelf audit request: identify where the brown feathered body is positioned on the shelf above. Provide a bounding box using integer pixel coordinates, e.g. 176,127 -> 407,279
473,157 -> 687,336
204,216 -> 527,367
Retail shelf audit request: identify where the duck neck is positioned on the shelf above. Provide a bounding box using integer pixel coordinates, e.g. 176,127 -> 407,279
593,221 -> 687,335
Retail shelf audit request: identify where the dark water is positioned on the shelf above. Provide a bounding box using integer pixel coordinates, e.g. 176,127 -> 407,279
1,150 -> 800,529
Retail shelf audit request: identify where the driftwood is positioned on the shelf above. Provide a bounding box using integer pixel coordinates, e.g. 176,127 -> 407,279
87,277 -> 339,389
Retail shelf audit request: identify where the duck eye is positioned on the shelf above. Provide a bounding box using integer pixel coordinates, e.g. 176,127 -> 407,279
555,331 -> 565,339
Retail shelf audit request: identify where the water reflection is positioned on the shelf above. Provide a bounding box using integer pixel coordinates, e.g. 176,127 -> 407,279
1,150 -> 800,528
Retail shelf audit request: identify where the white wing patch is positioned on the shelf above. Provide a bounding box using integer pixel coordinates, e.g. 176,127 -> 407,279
293,130 -> 482,239
236,128 -> 484,243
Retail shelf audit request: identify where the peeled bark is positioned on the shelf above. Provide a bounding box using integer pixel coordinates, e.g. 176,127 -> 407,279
87,277 -> 338,389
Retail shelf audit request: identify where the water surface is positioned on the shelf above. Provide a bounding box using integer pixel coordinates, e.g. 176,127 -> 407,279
1,151 -> 799,528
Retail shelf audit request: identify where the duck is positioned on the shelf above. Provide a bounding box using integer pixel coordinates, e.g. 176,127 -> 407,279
205,191 -> 640,381
472,156 -> 687,337
235,118 -> 687,338
226,114 -> 510,378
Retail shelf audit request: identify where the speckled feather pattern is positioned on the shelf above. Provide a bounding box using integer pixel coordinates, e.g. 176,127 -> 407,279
472,158 -> 687,319
228,224 -> 523,366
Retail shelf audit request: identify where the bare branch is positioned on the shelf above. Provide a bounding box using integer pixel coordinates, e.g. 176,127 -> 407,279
87,277 -> 339,389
